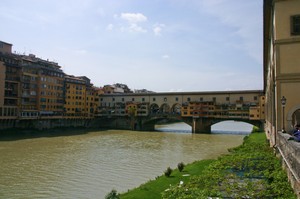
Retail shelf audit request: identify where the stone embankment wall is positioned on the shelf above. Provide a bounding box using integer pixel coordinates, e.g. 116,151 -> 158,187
0,117 -> 135,131
276,132 -> 300,198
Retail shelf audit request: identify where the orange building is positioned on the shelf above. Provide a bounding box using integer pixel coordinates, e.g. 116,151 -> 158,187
0,41 -> 20,119
20,54 -> 64,119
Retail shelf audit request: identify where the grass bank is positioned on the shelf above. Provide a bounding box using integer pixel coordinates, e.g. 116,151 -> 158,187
117,132 -> 296,199
120,159 -> 215,199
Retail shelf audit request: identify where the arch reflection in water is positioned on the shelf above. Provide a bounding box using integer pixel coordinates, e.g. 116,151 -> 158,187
155,122 -> 192,133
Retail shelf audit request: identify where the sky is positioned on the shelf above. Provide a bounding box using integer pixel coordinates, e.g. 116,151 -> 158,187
0,0 -> 263,92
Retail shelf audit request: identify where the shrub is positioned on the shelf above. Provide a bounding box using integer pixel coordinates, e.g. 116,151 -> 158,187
252,126 -> 260,133
177,162 -> 185,172
105,189 -> 119,199
164,167 -> 173,177
162,133 -> 297,199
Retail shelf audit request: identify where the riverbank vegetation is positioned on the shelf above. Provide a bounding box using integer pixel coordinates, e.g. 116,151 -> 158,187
119,132 -> 296,199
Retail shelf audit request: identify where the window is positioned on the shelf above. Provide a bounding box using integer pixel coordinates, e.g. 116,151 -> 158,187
187,97 -> 191,102
200,97 -> 203,102
254,96 -> 258,101
291,15 -> 300,35
240,97 -> 244,101
153,98 -> 156,101
132,98 -> 135,101
226,97 -> 230,101
212,97 -> 216,102
142,98 -> 145,102
175,97 -> 178,101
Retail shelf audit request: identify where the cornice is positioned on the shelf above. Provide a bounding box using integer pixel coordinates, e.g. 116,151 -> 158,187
275,37 -> 300,45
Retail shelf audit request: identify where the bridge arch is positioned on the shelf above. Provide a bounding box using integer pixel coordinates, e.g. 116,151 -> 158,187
160,103 -> 171,114
210,118 -> 263,132
211,120 -> 254,134
171,103 -> 181,114
150,103 -> 159,114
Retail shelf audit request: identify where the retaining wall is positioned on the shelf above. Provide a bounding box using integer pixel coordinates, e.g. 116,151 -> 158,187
277,132 -> 300,198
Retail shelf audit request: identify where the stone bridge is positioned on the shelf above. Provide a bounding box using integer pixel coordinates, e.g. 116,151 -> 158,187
97,90 -> 265,133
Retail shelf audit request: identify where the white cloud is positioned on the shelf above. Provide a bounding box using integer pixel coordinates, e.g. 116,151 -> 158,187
153,24 -> 165,36
106,23 -> 114,31
115,12 -> 148,33
128,23 -> 147,33
120,13 -> 147,23
162,54 -> 170,59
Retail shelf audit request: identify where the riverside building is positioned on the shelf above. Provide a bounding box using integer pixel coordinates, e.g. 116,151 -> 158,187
264,0 -> 300,196
0,40 -> 100,129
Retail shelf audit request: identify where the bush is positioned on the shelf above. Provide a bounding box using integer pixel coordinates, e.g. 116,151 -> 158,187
105,189 -> 119,199
164,167 -> 173,177
177,162 -> 185,172
252,126 -> 260,133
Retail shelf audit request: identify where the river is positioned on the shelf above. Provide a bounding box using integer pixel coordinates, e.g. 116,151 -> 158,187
0,122 -> 250,198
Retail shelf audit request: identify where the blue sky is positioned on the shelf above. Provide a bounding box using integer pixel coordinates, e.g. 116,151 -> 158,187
0,0 -> 263,92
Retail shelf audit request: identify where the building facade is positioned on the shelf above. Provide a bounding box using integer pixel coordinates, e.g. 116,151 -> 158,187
64,75 -> 98,119
20,54 -> 65,119
64,75 -> 87,118
0,42 -> 20,120
99,90 -> 265,121
264,0 -> 300,196
264,0 -> 300,142
0,40 -> 100,128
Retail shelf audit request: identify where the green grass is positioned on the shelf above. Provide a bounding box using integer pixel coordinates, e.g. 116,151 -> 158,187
120,159 -> 215,199
162,132 -> 297,199
118,132 -> 296,199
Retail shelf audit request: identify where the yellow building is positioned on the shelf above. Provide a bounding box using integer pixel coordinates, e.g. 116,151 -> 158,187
125,102 -> 138,116
264,0 -> 300,138
249,96 -> 265,120
181,101 -> 212,117
64,75 -> 98,119
264,1 -> 300,196
85,86 -> 98,118
64,75 -> 87,118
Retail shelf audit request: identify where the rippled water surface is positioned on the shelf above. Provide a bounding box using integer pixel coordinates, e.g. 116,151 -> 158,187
0,124 -> 246,198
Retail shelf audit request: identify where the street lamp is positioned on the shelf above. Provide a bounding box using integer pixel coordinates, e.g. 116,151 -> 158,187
281,96 -> 287,132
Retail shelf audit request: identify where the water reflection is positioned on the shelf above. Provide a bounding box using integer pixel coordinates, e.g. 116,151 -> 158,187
155,122 -> 192,133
